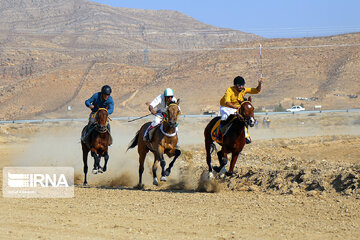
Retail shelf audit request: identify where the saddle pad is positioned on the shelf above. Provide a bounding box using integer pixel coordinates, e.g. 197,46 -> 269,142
210,119 -> 222,144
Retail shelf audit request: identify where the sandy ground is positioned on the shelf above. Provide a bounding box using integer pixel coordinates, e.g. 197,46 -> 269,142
0,112 -> 360,240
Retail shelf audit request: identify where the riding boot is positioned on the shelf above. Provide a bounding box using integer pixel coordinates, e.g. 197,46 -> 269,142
107,123 -> 111,133
82,123 -> 95,142
81,124 -> 89,142
218,115 -> 234,140
143,125 -> 155,141
216,120 -> 227,141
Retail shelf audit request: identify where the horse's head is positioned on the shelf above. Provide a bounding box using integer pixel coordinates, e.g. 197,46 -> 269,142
164,99 -> 181,128
237,96 -> 255,127
95,108 -> 109,132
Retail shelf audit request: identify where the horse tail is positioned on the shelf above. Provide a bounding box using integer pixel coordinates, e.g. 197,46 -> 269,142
210,143 -> 217,154
127,130 -> 140,151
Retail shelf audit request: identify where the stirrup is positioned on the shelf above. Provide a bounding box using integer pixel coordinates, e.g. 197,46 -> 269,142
245,138 -> 251,144
216,132 -> 223,141
81,131 -> 88,142
143,132 -> 150,141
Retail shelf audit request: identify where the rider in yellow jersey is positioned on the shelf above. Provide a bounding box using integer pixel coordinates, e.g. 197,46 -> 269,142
218,76 -> 263,143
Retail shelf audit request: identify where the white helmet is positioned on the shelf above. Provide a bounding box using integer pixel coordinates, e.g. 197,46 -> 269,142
164,88 -> 174,97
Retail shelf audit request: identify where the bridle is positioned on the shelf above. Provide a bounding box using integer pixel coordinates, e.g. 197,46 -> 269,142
163,103 -> 180,128
236,101 -> 254,126
93,108 -> 110,133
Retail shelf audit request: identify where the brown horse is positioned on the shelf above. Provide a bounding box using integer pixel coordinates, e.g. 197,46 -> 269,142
81,108 -> 112,186
127,100 -> 182,188
204,97 -> 255,177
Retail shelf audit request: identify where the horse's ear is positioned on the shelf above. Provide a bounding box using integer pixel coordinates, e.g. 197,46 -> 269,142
177,98 -> 180,105
248,96 -> 252,102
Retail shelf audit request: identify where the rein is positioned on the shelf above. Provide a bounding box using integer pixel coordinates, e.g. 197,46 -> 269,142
94,108 -> 110,133
163,103 -> 180,122
160,103 -> 179,137
92,108 -> 108,119
236,101 -> 253,123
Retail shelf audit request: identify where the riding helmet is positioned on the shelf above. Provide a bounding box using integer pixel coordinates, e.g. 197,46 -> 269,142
101,85 -> 112,95
233,76 -> 245,86
164,88 -> 174,97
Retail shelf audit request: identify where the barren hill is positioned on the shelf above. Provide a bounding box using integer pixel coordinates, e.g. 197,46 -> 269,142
0,0 -> 359,120
0,0 -> 259,49
129,33 -> 360,115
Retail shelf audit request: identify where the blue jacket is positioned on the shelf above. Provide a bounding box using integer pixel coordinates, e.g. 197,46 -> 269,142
85,92 -> 114,114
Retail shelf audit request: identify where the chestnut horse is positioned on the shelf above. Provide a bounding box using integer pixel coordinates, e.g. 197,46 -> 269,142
204,97 -> 255,177
127,100 -> 181,188
81,108 -> 112,186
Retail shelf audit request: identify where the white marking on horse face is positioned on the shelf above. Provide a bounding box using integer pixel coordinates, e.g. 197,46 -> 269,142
250,117 -> 255,125
248,105 -> 252,109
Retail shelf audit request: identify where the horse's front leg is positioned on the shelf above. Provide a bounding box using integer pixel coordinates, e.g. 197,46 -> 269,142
212,149 -> 228,174
152,152 -> 160,186
214,149 -> 228,176
101,151 -> 109,173
159,154 -> 167,182
227,151 -> 240,176
165,149 -> 181,177
91,149 -> 100,174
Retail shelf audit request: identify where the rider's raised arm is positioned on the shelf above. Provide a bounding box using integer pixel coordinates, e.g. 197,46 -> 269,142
256,78 -> 263,92
246,79 -> 262,94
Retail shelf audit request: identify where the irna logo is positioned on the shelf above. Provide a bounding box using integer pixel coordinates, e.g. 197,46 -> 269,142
7,172 -> 69,188
3,167 -> 74,198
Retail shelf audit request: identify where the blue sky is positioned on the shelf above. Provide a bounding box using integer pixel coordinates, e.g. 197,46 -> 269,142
91,0 -> 360,38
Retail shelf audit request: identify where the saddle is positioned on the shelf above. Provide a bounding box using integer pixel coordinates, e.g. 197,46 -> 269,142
210,119 -> 234,144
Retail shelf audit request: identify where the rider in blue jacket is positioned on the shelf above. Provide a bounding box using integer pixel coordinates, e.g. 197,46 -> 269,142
81,85 -> 114,142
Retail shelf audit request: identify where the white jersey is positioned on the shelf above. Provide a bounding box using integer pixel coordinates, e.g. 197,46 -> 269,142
149,94 -> 178,113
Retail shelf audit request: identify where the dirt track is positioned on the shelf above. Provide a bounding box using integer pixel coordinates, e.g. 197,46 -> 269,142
1,112 -> 360,239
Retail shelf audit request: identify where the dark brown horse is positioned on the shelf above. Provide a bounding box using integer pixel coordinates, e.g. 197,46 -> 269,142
204,97 -> 255,177
81,108 -> 112,186
127,100 -> 181,188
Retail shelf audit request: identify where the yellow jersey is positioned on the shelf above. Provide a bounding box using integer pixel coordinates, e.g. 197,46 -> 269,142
220,87 -> 260,107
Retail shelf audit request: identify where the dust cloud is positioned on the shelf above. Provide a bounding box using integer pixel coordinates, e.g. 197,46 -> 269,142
10,119 -> 210,189
9,112 -> 360,191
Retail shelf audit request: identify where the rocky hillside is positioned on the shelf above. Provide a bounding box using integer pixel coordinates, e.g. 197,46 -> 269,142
0,0 -> 359,120
0,0 -> 259,49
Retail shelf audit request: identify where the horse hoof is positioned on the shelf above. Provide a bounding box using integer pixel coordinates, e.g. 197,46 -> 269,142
225,171 -> 234,177
219,166 -> 227,175
97,168 -> 103,174
219,168 -> 227,178
165,169 -> 171,176
208,172 -> 214,179
135,184 -> 144,189
153,178 -> 159,186
83,182 -> 88,186
92,169 -> 98,174
160,176 -> 166,182
213,166 -> 220,173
